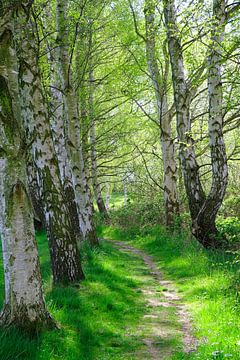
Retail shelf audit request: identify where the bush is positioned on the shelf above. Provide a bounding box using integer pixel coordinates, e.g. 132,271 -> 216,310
220,195 -> 240,217
217,216 -> 240,245
109,200 -> 165,231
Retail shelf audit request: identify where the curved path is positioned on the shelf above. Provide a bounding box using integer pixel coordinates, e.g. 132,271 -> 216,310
111,240 -> 198,359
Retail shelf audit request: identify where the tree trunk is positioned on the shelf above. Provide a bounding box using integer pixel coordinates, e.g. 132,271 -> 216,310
0,9 -> 54,330
144,0 -> 179,226
56,0 -> 98,246
124,178 -> 128,207
192,0 -> 228,246
163,0 -> 228,247
48,37 -> 82,243
106,183 -> 111,210
88,37 -> 110,220
15,4 -> 85,283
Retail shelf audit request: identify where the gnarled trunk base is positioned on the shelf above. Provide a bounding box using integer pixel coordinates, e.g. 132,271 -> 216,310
0,304 -> 55,332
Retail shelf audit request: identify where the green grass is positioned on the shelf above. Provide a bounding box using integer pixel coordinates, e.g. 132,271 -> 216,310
1,207 -> 240,359
99,225 -> 240,360
0,230 -> 180,360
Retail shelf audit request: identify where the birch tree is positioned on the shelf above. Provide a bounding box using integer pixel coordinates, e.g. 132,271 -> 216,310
88,26 -> 110,220
56,0 -> 99,246
0,1 -> 54,329
15,2 -> 85,283
144,0 -> 179,226
163,0 -> 228,247
47,17 -> 81,242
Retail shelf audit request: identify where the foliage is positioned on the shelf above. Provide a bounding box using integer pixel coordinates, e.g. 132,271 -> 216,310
220,196 -> 240,218
216,216 -> 240,245
109,198 -> 165,231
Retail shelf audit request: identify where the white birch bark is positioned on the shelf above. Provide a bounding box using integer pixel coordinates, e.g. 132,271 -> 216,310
163,0 -> 228,247
105,183 -> 111,210
56,0 -> 98,246
88,34 -> 109,220
46,16 -> 81,241
163,0 -> 206,221
15,4 -> 85,283
144,0 -> 179,225
0,7 -> 54,329
124,178 -> 128,207
195,0 -> 228,242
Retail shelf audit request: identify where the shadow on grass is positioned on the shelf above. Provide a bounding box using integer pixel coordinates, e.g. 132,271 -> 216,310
0,234 -> 150,360
45,239 -> 155,359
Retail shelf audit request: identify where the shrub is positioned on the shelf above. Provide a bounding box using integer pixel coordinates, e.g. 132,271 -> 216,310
217,216 -> 240,245
109,200 -> 165,230
220,195 -> 240,217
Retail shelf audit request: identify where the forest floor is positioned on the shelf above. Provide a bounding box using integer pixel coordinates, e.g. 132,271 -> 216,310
0,231 -> 187,360
111,239 -> 197,359
0,223 -> 239,359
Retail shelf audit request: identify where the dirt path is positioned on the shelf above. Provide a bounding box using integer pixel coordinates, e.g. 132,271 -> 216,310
112,240 -> 198,360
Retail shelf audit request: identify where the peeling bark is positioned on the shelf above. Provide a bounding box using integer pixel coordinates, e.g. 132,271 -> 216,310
163,0 -> 228,247
56,0 -> 98,246
48,30 -> 81,243
105,183 -> 111,210
193,0 -> 228,245
88,33 -> 110,221
144,0 -> 179,226
0,8 -> 54,330
15,5 -> 85,283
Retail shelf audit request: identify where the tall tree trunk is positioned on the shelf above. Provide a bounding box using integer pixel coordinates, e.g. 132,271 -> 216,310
56,0 -> 98,246
15,4 -> 85,283
48,35 -> 81,243
0,8 -> 54,330
163,0 -> 206,221
193,0 -> 228,244
124,177 -> 128,207
106,182 -> 111,210
163,0 -> 228,247
88,32 -> 109,220
144,0 -> 179,226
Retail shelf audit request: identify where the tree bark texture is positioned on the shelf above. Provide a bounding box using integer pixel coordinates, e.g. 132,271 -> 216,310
56,0 -> 98,246
145,0 -> 179,226
15,5 -> 85,283
164,0 -> 228,247
0,6 -> 54,330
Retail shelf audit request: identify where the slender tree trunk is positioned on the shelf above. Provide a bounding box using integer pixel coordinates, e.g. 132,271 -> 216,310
163,0 -> 228,247
90,118 -> 109,218
144,0 -> 179,226
88,36 -> 109,220
106,183 -> 111,210
193,0 -> 228,244
56,0 -> 98,246
0,8 -> 54,330
163,0 -> 206,221
124,178 -> 128,207
15,5 -> 85,283
48,40 -> 81,242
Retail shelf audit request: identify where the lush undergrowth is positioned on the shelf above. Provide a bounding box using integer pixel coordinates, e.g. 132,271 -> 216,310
0,232 -> 156,360
99,223 -> 240,360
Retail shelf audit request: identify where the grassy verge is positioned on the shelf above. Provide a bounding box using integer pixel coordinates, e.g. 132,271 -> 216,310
0,231 -> 165,360
99,224 -> 240,360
